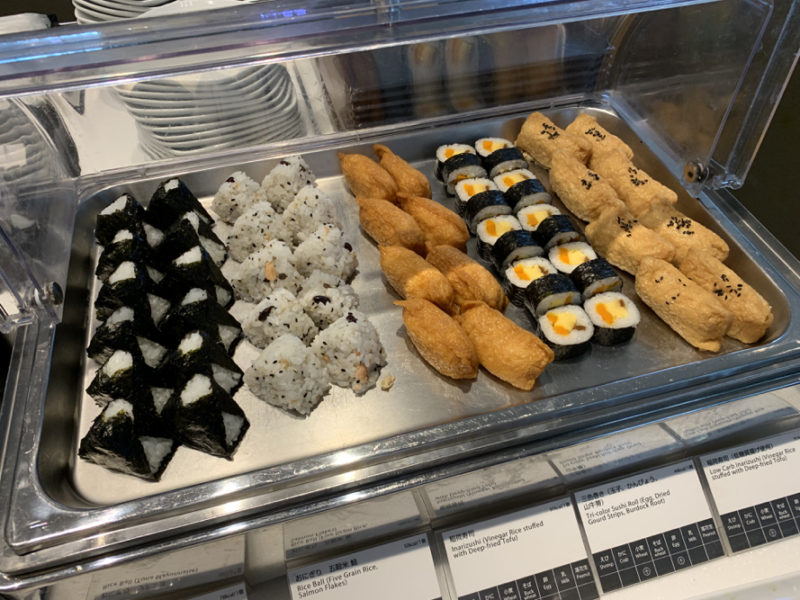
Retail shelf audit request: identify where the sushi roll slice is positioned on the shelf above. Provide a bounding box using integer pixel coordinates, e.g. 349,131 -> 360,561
570,257 -> 623,300
491,229 -> 544,272
494,168 -> 552,213
78,399 -> 178,481
537,305 -> 594,360
88,306 -> 168,367
154,212 -> 227,268
584,291 -> 640,345
95,194 -> 146,247
504,256 -> 557,306
158,245 -> 234,308
175,374 -> 249,459
536,214 -> 582,249
454,177 -> 497,217
435,143 -> 476,181
86,348 -> 154,406
524,272 -> 581,317
95,229 -> 154,282
475,214 -> 521,262
517,204 -> 561,232
441,152 -> 487,195
162,329 -> 244,395
145,178 -> 214,230
475,137 -> 528,178
464,189 -> 511,234
548,241 -> 597,274
159,288 -> 243,353
94,261 -> 170,325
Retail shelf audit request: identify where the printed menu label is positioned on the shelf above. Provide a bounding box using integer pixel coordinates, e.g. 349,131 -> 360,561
701,430 -> 800,553
187,582 -> 248,600
442,498 -> 598,600
287,534 -> 441,600
576,461 -> 722,593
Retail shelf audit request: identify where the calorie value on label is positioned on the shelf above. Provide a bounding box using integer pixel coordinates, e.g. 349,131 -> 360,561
442,498 -> 599,600
701,430 -> 800,553
576,460 -> 723,593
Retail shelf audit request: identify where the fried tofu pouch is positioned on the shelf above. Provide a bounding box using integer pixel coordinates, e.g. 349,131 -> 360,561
396,193 -> 469,252
589,148 -> 678,216
374,144 -> 432,198
635,257 -> 733,352
514,111 -> 592,168
549,150 -> 625,222
379,244 -> 454,312
338,151 -> 398,201
677,250 -> 773,343
455,301 -> 554,390
565,113 -> 634,160
357,196 -> 426,254
395,297 -> 478,379
585,206 -> 675,275
637,201 -> 729,262
426,245 -> 508,313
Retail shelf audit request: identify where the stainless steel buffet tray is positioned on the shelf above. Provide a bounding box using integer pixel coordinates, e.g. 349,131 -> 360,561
5,105 -> 800,572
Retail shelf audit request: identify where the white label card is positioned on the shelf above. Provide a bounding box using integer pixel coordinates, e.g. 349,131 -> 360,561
442,498 -> 597,599
701,430 -> 800,552
287,534 -> 441,600
187,582 -> 248,600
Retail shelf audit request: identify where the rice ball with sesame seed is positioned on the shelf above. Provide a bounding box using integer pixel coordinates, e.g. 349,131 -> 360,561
242,288 -> 318,348
261,156 -> 316,213
298,278 -> 359,330
227,201 -> 289,262
244,334 -> 330,415
212,171 -> 267,224
293,224 -> 358,281
230,240 -> 304,302
311,311 -> 386,394
282,185 -> 343,245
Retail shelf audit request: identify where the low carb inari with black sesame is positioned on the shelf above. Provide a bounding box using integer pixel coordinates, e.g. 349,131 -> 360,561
637,201 -> 729,262
514,111 -> 592,168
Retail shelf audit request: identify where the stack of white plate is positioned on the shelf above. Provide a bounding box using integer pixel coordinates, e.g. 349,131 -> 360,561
73,0 -> 177,24
115,64 -> 305,158
0,100 -> 52,187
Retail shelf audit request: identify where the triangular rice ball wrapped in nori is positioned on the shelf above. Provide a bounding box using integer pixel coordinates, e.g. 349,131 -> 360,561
78,399 -> 178,481
156,245 -> 234,308
175,374 -> 249,459
95,229 -> 156,282
95,194 -> 146,247
86,348 -> 154,406
94,260 -> 171,325
154,212 -> 226,269
159,288 -> 243,353
161,329 -> 243,395
145,178 -> 214,230
87,305 -> 167,365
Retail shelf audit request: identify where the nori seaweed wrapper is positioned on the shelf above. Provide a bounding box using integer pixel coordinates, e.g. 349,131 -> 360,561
156,245 -> 234,308
78,399 -> 178,481
523,272 -> 580,317
483,147 -> 528,178
95,194 -> 146,247
145,178 -> 214,230
175,375 -> 249,459
505,178 -> 552,213
86,349 -> 155,406
160,290 -> 242,353
95,230 -> 155,282
153,213 -> 226,269
570,257 -> 623,299
536,214 -> 581,249
161,329 -> 243,394
491,229 -> 544,272
464,189 -> 511,233
94,261 -> 167,322
87,308 -> 167,366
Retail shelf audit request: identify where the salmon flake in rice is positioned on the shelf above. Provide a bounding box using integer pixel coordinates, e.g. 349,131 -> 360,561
230,240 -> 304,302
227,201 -> 289,262
282,185 -> 343,245
293,223 -> 357,281
242,288 -> 318,348
261,156 -> 316,213
212,171 -> 267,224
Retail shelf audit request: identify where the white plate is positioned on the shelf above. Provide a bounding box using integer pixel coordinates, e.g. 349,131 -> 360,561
117,64 -> 276,96
139,0 -> 244,17
74,0 -> 141,16
73,5 -> 107,22
138,115 -> 302,150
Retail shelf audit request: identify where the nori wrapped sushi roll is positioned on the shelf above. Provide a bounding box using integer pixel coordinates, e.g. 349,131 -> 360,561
548,241 -> 597,274
570,257 -> 623,300
441,152 -> 487,195
523,272 -> 581,317
536,304 -> 594,360
154,212 -> 226,269
491,229 -> 544,272
160,288 -> 243,353
475,214 -> 521,262
78,399 -> 178,481
503,256 -> 557,307
464,189 -> 511,234
95,229 -> 155,282
157,245 -> 234,309
584,291 -> 640,345
434,143 -> 476,182
494,168 -> 552,213
87,305 -> 167,366
95,194 -> 146,247
86,348 -> 155,406
475,137 -> 528,178
536,214 -> 582,249
175,374 -> 249,459
453,177 -> 497,217
162,329 -> 243,395
517,203 -> 561,232
145,177 -> 214,230
94,261 -> 171,326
